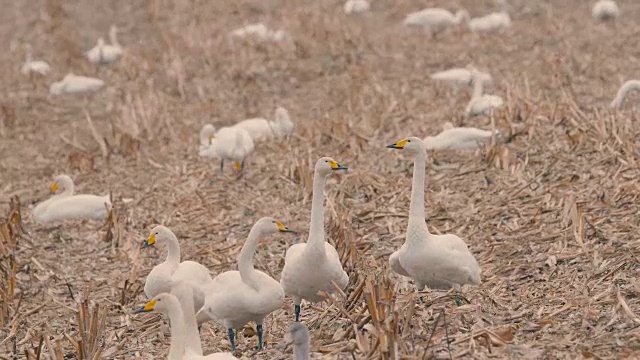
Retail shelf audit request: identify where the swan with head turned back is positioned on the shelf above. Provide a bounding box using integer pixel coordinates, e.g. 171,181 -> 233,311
465,69 -> 504,117
610,80 -> 640,109
232,106 -> 294,142
142,226 -> 213,316
21,44 -> 50,76
385,137 -> 481,295
197,217 -> 296,351
276,322 -> 311,360
49,73 -> 105,95
280,157 -> 350,322
32,174 -> 111,224
403,8 -> 470,36
86,25 -> 123,64
134,292 -> 238,359
198,124 -> 255,176
592,0 -> 619,21
424,123 -> 501,151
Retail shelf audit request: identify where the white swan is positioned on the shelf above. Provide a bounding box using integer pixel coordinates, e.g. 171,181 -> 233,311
232,106 -> 294,142
592,0 -> 619,21
424,125 -> 500,151
49,73 -> 105,95
277,322 -> 311,360
344,0 -> 370,14
197,217 -> 296,351
430,67 -> 492,87
21,44 -> 50,76
86,25 -> 123,64
134,292 -> 238,359
142,226 -> 213,314
32,174 -> 111,224
610,80 -> 640,109
465,70 -> 504,117
386,137 -> 481,293
229,23 -> 286,42
280,157 -> 350,322
198,125 -> 255,174
403,8 -> 470,36
468,12 -> 511,32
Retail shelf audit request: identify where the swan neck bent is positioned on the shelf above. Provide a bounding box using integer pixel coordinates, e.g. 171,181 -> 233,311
167,302 -> 186,360
165,233 -> 181,267
238,226 -> 261,288
60,177 -> 75,196
612,80 -> 640,109
109,27 -> 120,47
307,170 -> 327,255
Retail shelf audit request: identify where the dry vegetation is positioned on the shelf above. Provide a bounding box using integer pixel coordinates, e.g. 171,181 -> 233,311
1,0 -> 640,358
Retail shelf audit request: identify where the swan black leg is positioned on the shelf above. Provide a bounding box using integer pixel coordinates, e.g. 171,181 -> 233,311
257,324 -> 263,351
220,159 -> 225,171
227,328 -> 236,351
295,304 -> 301,322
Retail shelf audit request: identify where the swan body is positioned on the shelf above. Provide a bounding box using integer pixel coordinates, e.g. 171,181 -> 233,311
49,73 -> 105,95
198,125 -> 255,172
197,217 -> 296,351
21,45 -> 50,76
280,157 -> 349,322
386,137 -> 481,291
610,80 -> 640,109
134,292 -> 238,360
86,25 -> 123,64
430,68 -> 492,87
278,322 -> 311,360
468,12 -> 511,32
465,70 -> 504,117
230,23 -> 286,42
592,0 -> 619,21
32,175 -> 110,224
344,0 -> 370,14
142,226 -> 212,314
233,107 -> 294,142
424,125 -> 499,151
403,8 -> 470,35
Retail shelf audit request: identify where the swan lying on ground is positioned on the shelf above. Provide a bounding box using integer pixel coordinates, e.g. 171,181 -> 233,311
592,0 -> 619,21
465,69 -> 504,117
403,8 -> 470,36
424,124 -> 500,150
49,73 -> 105,95
32,174 -> 111,224
468,12 -> 511,32
233,107 -> 294,142
344,0 -> 370,14
199,124 -> 255,175
86,25 -> 123,64
386,137 -> 481,295
610,80 -> 640,109
430,67 -> 492,87
230,23 -> 287,42
21,44 -> 50,76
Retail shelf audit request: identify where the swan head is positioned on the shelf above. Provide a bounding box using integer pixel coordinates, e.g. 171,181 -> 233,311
96,37 -> 106,46
199,124 -> 216,145
386,136 -> 426,154
254,217 -> 296,235
144,225 -> 174,248
280,322 -> 310,348
51,175 -> 73,194
133,293 -> 177,315
315,157 -> 348,175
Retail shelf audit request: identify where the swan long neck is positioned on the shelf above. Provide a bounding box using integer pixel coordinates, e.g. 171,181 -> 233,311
307,171 -> 327,255
238,226 -> 262,289
471,74 -> 483,100
166,301 -> 186,360
165,234 -> 181,268
294,341 -> 311,360
109,26 -> 120,47
612,80 -> 640,109
409,151 -> 427,223
172,286 -> 203,355
60,177 -> 75,196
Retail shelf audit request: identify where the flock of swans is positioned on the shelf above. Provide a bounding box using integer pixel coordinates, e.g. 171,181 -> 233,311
18,0 -> 638,358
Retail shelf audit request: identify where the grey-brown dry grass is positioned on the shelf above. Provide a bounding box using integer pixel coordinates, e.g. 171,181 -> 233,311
1,0 -> 640,359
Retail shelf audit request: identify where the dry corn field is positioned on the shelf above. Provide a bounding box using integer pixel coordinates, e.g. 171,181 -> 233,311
1,0 -> 640,359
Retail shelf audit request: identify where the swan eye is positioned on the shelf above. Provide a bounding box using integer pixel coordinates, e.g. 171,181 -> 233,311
408,140 -> 411,142
155,232 -> 158,235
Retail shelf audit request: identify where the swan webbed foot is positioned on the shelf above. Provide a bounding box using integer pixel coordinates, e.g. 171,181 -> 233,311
227,328 -> 236,351
294,304 -> 301,322
257,324 -> 263,351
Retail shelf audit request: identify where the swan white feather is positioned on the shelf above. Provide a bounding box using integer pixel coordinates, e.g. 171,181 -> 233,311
403,8 -> 470,35
468,12 -> 511,32
229,23 -> 286,42
592,0 -> 619,21
198,125 -> 255,172
430,67 -> 492,87
610,80 -> 640,109
49,73 -> 105,95
232,106 -> 294,142
86,25 -> 123,64
465,70 -> 504,117
344,0 -> 370,14
424,125 -> 500,151
386,137 -> 481,291
21,45 -> 50,76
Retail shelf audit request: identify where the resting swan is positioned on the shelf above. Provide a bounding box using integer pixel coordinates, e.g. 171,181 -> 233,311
49,73 -> 105,95
386,137 -> 481,293
142,226 -> 213,315
134,291 -> 238,359
229,23 -> 286,42
610,80 -> 640,109
197,217 -> 295,351
198,124 -> 254,175
86,25 -> 123,64
465,69 -> 504,117
277,322 -> 311,360
592,0 -> 619,21
280,157 -> 350,322
21,44 -> 50,76
32,174 -> 111,224
232,106 -> 294,142
403,8 -> 470,36
423,124 -> 500,151
344,0 -> 370,14
430,66 -> 492,88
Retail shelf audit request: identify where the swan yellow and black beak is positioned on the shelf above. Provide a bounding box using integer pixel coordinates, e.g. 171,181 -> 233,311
133,298 -> 157,314
386,139 -> 408,149
50,182 -> 58,193
275,221 -> 296,233
143,233 -> 156,248
328,160 -> 348,171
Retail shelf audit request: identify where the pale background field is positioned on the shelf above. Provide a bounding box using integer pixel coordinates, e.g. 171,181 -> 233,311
1,0 -> 640,359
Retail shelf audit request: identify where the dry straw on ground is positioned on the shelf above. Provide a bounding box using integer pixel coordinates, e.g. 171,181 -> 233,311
1,0 -> 640,359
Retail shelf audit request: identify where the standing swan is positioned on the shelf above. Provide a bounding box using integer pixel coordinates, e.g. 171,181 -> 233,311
142,226 -> 213,314
610,80 -> 640,109
134,292 -> 238,359
198,125 -> 255,176
86,25 -> 123,64
465,69 -> 504,117
277,322 -> 311,360
403,8 -> 470,37
197,217 -> 296,351
280,157 -> 350,322
385,137 -> 481,295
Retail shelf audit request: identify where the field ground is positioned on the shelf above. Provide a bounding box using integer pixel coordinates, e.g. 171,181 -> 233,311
1,0 -> 640,359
